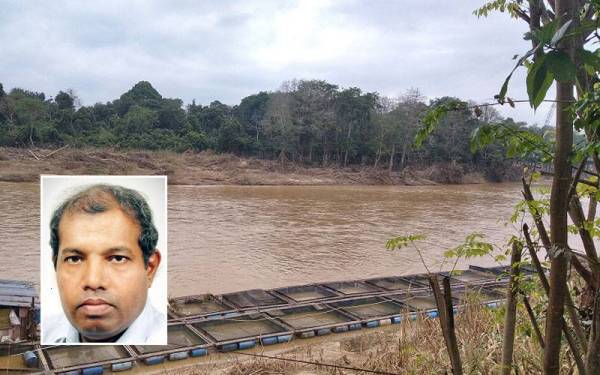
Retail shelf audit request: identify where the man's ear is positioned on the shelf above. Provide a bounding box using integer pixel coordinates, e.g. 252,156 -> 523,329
145,250 -> 161,287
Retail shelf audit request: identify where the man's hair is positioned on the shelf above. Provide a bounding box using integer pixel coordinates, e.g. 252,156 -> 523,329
50,184 -> 158,268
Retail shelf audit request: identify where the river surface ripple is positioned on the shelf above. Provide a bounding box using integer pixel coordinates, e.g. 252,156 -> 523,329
0,182 -> 526,296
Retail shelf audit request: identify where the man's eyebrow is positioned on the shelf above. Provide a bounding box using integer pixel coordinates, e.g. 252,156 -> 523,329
60,248 -> 84,256
106,247 -> 134,256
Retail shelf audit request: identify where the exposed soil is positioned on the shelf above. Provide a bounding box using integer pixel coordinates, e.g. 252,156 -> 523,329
0,147 -> 491,186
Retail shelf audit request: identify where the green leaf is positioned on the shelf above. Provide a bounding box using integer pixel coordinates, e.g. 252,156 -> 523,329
533,17 -> 560,45
445,233 -> 494,260
386,234 -> 426,250
546,50 -> 576,82
577,48 -> 600,75
497,46 -> 539,101
415,100 -> 466,148
527,54 -> 554,110
498,74 -> 512,100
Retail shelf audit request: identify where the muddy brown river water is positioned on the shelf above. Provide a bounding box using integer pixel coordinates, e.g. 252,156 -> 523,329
0,181 -> 530,297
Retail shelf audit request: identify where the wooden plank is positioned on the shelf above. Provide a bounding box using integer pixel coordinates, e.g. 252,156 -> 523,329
0,287 -> 37,297
0,296 -> 39,307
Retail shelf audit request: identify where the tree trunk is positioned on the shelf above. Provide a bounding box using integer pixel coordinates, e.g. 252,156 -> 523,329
429,275 -> 462,375
501,242 -> 521,375
29,124 -> 34,147
544,2 -> 575,372
400,142 -> 408,170
586,282 -> 600,373
344,123 -> 352,167
374,147 -> 381,168
388,143 -> 395,173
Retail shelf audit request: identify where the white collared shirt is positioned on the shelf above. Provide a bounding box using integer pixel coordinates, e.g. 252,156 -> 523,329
43,301 -> 166,344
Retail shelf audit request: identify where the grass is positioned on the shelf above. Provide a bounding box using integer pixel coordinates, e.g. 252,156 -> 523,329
169,297 -> 575,375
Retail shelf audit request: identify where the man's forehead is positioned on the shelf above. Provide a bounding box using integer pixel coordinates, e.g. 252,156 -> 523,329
58,208 -> 142,245
60,207 -> 139,227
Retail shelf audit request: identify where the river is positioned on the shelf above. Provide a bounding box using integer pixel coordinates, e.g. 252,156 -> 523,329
1,181 -> 534,296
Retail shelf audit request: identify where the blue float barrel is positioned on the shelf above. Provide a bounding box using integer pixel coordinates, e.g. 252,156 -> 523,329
298,331 -> 315,338
238,340 -> 256,350
277,334 -> 292,343
169,351 -> 189,361
261,336 -> 278,345
81,366 -> 103,375
190,348 -> 208,357
22,350 -> 38,368
144,355 -> 166,365
111,362 -> 133,372
220,343 -> 238,352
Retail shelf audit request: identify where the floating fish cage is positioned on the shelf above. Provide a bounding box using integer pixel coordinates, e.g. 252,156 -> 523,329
469,264 -> 536,277
169,294 -> 236,319
323,280 -> 380,296
268,304 -> 356,338
439,269 -> 501,286
449,285 -> 505,309
329,297 -> 407,326
403,269 -> 503,289
364,275 -> 429,292
43,345 -> 132,374
134,323 -> 209,360
0,342 -> 38,372
192,313 -> 291,351
222,289 -> 288,309
273,284 -> 338,302
1,266 -> 516,373
387,291 -> 448,319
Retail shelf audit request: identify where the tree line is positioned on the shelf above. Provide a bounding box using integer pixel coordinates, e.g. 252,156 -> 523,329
0,79 -> 549,178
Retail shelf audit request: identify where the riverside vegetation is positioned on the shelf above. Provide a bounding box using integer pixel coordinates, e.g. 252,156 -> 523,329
0,78 -> 562,184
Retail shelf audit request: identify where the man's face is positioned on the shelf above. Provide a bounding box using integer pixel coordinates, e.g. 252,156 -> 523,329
55,207 -> 160,342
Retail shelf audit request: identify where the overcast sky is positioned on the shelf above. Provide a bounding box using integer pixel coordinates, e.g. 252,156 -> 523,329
1,0 -> 553,125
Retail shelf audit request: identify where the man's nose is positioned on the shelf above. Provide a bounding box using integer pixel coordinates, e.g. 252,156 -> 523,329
83,257 -> 107,291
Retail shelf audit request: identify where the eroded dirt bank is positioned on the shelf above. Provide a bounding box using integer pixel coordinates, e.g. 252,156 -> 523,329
0,147 -> 490,185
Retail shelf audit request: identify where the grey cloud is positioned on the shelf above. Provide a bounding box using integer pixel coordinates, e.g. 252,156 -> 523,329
0,0 -> 547,124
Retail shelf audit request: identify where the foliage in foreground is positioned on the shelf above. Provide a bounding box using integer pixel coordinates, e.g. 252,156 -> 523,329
168,300 -> 569,375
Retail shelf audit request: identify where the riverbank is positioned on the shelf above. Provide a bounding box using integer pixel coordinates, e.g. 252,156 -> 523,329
163,302 -> 556,374
0,147 -> 517,185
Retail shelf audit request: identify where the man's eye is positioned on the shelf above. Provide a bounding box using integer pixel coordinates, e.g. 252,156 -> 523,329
109,255 -> 129,263
64,256 -> 82,264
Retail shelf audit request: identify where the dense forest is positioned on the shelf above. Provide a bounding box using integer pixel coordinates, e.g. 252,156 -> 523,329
0,80 -> 550,180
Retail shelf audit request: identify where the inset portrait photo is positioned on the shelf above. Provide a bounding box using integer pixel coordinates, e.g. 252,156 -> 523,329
40,175 -> 167,345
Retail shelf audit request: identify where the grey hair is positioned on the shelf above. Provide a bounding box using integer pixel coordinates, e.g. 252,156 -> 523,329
50,184 -> 158,268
